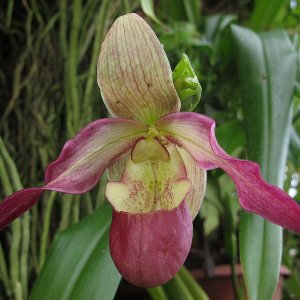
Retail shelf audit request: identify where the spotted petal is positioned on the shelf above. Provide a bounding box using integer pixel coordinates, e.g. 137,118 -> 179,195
157,112 -> 300,233
106,144 -> 191,213
0,119 -> 147,230
97,13 -> 180,125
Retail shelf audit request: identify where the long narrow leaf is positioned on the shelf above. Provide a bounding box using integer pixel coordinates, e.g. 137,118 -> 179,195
247,0 -> 286,30
30,203 -> 121,300
232,25 -> 296,300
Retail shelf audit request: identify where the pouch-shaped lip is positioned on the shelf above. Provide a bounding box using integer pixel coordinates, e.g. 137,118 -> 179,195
109,200 -> 193,287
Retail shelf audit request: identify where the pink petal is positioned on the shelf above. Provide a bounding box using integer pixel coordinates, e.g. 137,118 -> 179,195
157,112 -> 300,233
0,188 -> 42,229
0,118 -> 147,230
97,13 -> 180,125
109,200 -> 192,287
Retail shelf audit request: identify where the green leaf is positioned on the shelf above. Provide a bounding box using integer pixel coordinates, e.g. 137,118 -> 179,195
215,120 -> 246,155
200,200 -> 220,235
173,54 -> 202,111
159,22 -> 202,52
159,0 -> 187,21
182,0 -> 201,26
289,126 -> 300,167
232,25 -> 296,300
140,0 -> 161,24
247,0 -> 286,30
204,14 -> 237,42
284,273 -> 300,299
203,14 -> 237,67
200,180 -> 223,235
30,203 -> 121,300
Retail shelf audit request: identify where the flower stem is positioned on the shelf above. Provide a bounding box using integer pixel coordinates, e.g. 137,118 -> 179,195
0,242 -> 12,296
178,267 -> 209,300
147,286 -> 168,300
39,192 -> 56,270
59,195 -> 73,230
21,212 -> 30,299
68,0 -> 82,134
72,195 -> 81,224
82,0 -> 111,125
0,140 -> 22,300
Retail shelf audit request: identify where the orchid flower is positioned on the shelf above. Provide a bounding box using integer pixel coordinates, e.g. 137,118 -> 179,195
1,13 -> 300,288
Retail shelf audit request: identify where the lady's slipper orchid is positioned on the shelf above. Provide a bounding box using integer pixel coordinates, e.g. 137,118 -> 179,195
1,13 -> 300,287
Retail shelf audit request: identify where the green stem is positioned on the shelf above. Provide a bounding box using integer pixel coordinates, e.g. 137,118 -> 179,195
83,193 -> 94,215
59,0 -> 73,135
0,139 -> 30,299
31,206 -> 39,273
68,0 -> 82,133
173,273 -> 193,300
15,281 -> 23,300
78,0 -> 99,61
0,242 -> 12,297
59,0 -> 68,61
39,192 -> 56,270
72,195 -> 81,224
82,0 -> 111,124
10,219 -> 21,300
123,0 -> 130,13
0,141 -> 22,299
59,195 -> 73,230
0,44 -> 28,129
147,286 -> 168,300
178,267 -> 209,300
95,172 -> 108,209
21,213 -> 30,299
0,154 -> 12,195
0,138 -> 22,190
230,259 -> 243,300
5,0 -> 14,28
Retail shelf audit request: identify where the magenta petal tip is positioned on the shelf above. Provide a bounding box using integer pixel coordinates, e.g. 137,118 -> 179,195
0,188 -> 43,230
109,201 -> 193,287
